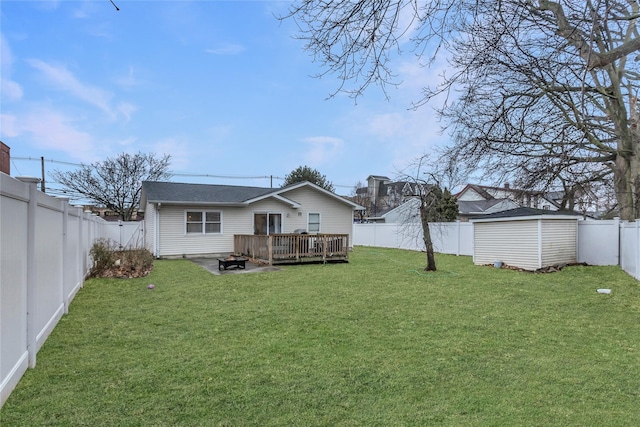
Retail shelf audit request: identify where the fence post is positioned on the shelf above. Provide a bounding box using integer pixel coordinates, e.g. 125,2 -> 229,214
18,177 -> 40,369
636,221 -> 640,280
614,217 -> 621,266
62,199 -> 70,314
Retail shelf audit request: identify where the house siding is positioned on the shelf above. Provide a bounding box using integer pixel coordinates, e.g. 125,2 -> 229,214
144,203 -> 156,255
148,185 -> 356,258
541,219 -> 577,266
280,187 -> 354,237
457,188 -> 485,201
473,220 -> 540,270
157,205 -> 247,257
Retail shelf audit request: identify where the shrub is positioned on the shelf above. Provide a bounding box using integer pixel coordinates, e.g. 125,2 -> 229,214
89,238 -> 119,277
117,248 -> 154,277
89,238 -> 154,278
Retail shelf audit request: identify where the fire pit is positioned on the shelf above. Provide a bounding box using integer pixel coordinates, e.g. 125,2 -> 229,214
218,256 -> 248,270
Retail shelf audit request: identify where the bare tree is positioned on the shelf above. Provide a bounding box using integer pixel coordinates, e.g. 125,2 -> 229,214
284,1 -> 640,219
395,156 -> 459,271
349,181 -> 370,222
52,152 -> 171,221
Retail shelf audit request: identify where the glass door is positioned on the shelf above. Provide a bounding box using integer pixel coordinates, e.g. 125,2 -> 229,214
254,213 -> 282,235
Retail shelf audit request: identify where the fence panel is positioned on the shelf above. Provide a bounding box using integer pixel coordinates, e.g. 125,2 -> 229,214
33,192 -> 65,355
577,219 -> 619,266
0,175 -> 126,408
353,222 -> 473,256
620,222 -> 640,280
0,176 -> 29,407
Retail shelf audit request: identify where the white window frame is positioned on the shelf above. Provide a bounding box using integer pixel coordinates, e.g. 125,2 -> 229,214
308,212 -> 321,233
185,210 -> 222,235
253,211 -> 284,235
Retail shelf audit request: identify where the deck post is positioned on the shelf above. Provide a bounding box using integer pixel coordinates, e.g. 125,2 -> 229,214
268,235 -> 273,265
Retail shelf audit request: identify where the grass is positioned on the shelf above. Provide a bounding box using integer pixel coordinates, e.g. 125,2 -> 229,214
2,247 -> 640,426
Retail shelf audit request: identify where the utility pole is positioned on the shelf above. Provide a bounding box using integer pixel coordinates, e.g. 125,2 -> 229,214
40,156 -> 46,193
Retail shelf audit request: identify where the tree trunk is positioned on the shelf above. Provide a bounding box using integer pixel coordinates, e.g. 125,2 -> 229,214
420,206 -> 437,271
616,96 -> 640,221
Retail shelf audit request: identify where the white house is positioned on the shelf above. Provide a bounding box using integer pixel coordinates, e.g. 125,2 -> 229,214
140,180 -> 364,259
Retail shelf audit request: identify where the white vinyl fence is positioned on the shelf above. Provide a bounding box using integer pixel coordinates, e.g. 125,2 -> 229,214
354,218 -> 640,278
353,221 -> 474,256
0,174 -> 143,408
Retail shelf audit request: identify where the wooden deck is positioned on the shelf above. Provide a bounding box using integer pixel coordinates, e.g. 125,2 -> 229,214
233,234 -> 349,265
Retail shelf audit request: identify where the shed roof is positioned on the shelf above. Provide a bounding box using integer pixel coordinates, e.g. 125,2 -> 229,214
469,207 -> 583,222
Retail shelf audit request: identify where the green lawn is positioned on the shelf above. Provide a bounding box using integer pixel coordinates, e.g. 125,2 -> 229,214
2,247 -> 640,426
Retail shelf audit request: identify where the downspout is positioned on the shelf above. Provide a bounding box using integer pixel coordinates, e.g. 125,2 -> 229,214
155,203 -> 161,258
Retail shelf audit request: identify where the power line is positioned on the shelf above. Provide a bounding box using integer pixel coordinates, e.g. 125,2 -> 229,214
11,156 -> 356,189
12,156 -> 85,167
171,172 -> 285,180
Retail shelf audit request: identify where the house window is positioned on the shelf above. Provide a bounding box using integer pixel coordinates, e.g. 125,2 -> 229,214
186,211 -> 222,234
308,213 -> 321,233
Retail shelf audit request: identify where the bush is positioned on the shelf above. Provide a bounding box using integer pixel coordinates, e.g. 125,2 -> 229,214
117,248 -> 154,278
89,238 -> 154,278
89,238 -> 119,277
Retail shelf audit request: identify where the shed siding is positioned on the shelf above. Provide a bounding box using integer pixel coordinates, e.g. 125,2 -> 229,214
474,220 -> 540,270
541,219 -> 577,266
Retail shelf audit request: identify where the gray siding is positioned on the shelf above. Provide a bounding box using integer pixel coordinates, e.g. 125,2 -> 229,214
474,220 -> 541,270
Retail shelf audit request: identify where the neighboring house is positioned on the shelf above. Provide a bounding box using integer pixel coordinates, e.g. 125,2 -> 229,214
354,175 -> 425,220
366,197 -> 422,223
1,141 -> 9,175
456,183 -> 560,221
140,180 -> 364,258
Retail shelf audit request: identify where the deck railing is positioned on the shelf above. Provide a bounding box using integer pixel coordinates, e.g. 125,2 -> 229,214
234,233 -> 349,264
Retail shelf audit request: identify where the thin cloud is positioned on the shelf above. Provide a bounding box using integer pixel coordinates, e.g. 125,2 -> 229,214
301,136 -> 344,166
206,43 -> 246,55
1,34 -> 23,102
26,59 -> 132,121
13,107 -> 101,163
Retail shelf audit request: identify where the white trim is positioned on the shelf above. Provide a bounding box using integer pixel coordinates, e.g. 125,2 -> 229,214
470,214 -> 581,223
252,211 -> 284,235
308,212 -> 321,233
184,209 -> 223,235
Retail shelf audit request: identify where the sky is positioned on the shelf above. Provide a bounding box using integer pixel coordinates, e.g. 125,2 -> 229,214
1,0 -> 448,197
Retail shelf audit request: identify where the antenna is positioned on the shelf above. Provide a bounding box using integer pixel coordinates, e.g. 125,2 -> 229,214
109,0 -> 120,11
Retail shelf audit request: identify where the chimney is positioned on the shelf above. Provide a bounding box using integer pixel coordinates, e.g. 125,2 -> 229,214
504,182 -> 510,189
0,142 -> 9,175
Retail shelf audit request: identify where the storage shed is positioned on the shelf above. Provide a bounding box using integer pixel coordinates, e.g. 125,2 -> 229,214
470,207 -> 582,271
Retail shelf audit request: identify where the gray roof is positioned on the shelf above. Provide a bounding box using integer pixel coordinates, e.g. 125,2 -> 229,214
457,199 -> 507,214
469,207 -> 583,220
141,180 -> 365,210
142,181 -> 274,204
